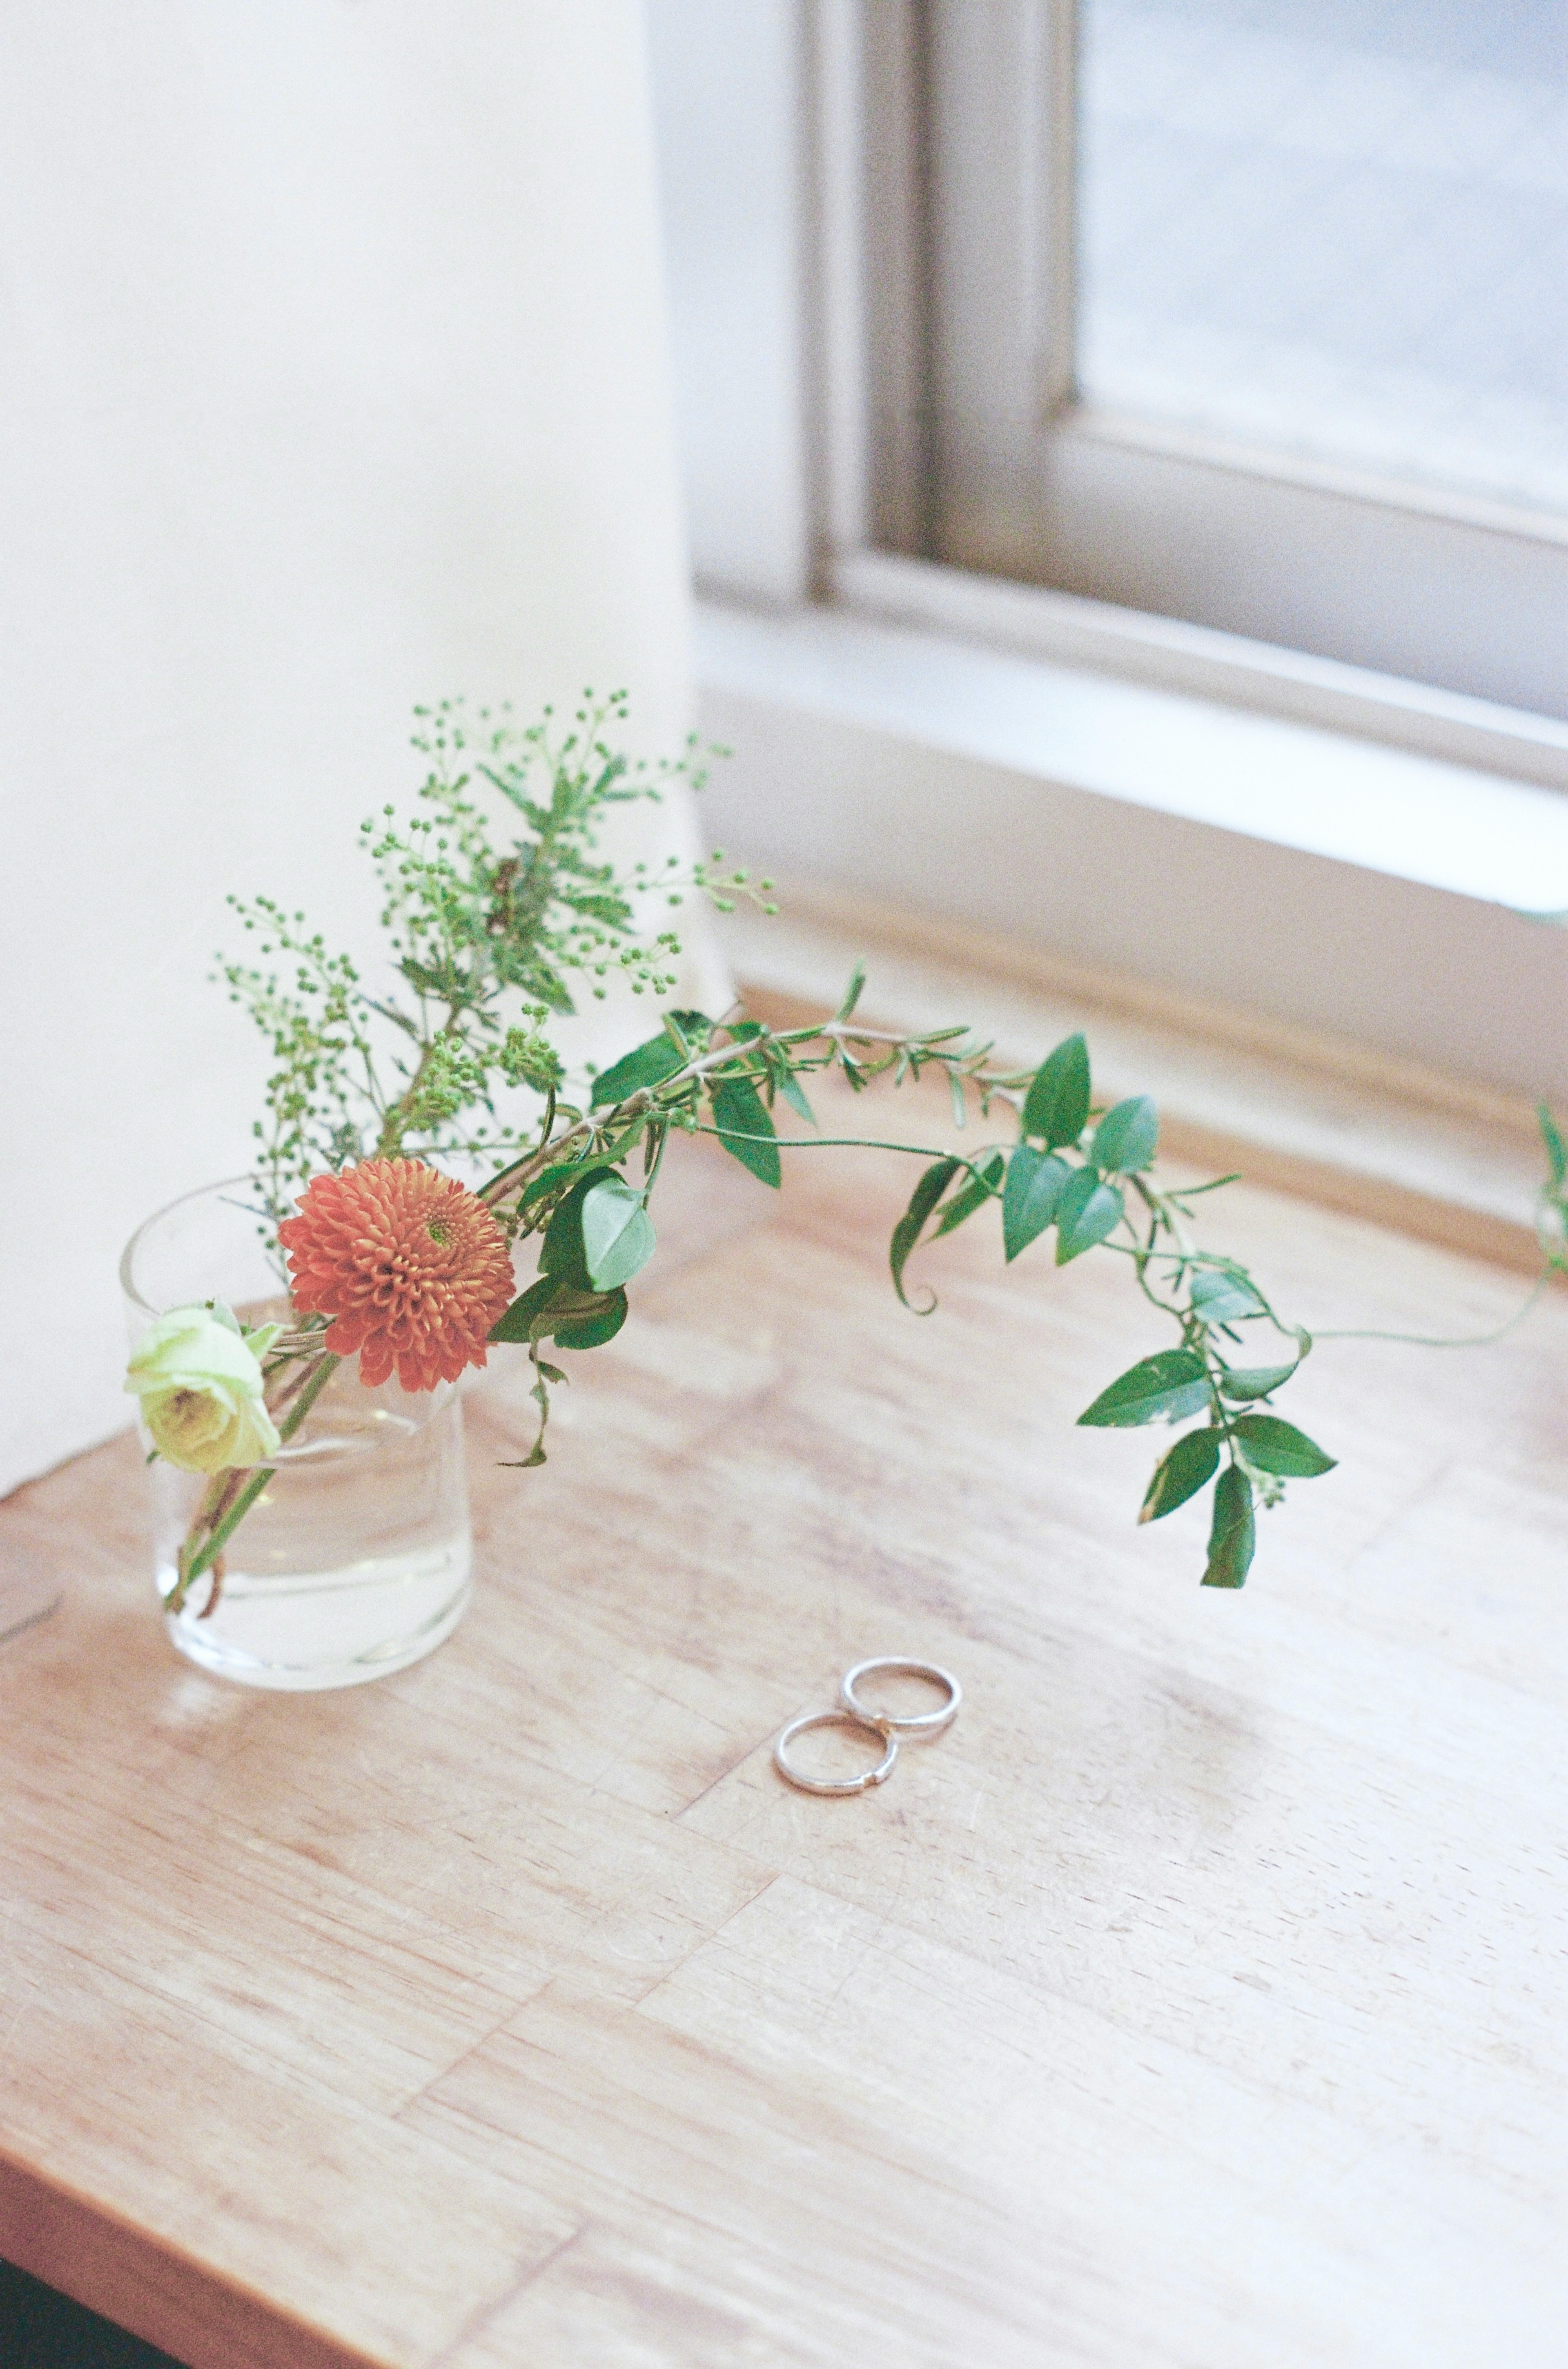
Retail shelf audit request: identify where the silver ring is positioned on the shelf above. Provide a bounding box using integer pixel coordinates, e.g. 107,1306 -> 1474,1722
840,1657 -> 962,1737
774,1709 -> 899,1795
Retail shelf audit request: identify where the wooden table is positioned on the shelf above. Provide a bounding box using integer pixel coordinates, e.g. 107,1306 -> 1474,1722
4,1080 -> 1567,2368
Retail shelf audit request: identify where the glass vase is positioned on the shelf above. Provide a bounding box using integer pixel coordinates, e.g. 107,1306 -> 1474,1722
121,1177 -> 474,1691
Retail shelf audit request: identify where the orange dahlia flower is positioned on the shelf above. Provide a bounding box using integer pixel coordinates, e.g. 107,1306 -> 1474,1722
278,1160 -> 514,1392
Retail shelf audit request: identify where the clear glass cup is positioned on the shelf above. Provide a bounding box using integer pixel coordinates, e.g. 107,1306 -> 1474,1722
121,1177 -> 473,1691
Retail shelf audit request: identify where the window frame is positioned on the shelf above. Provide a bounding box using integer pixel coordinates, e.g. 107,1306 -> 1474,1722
838,0 -> 1568,727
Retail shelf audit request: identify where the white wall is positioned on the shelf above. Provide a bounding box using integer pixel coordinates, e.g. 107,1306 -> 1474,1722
1,0 -> 724,1493
647,0 -> 814,605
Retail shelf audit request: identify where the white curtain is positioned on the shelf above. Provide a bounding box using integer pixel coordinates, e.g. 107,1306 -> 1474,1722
0,0 -> 724,1489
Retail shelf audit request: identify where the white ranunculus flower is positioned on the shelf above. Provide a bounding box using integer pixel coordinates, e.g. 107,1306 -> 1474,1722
125,1305 -> 282,1474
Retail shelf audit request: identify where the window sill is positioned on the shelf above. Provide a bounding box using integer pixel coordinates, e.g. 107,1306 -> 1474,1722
694,591 -> 1568,1106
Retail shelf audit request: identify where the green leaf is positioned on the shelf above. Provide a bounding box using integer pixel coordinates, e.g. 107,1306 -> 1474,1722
489,1274 -> 621,1347
1232,1413 -> 1336,1477
1002,1145 -> 1070,1261
581,1177 -> 657,1290
538,1169 -> 628,1289
1217,1360 -> 1299,1402
1202,1464 -> 1255,1588
778,1069 -> 817,1127
1139,1427 -> 1222,1523
664,1009 -> 713,1053
1189,1267 -> 1267,1325
935,1146 -> 1005,1237
1078,1348 -> 1212,1428
555,1288 -> 629,1350
1055,1167 -> 1125,1264
890,1158 -> 962,1311
488,1274 -> 564,1344
1540,1100 -> 1568,1188
836,961 -> 867,1021
515,1157 -> 611,1215
1091,1094 -> 1159,1175
1022,1033 -> 1091,1150
718,1019 -> 768,1073
521,958 -> 576,1016
590,1033 -> 685,1107
710,1075 -> 781,1186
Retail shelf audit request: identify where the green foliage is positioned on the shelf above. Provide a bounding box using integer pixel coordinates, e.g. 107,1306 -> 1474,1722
1055,1168 -> 1125,1264
1091,1095 -> 1159,1176
1022,1034 -> 1090,1149
1232,1413 -> 1336,1477
1189,1267 -> 1267,1324
219,694 -> 1556,1596
935,1146 -> 1005,1236
1078,1351 -> 1212,1428
1203,1465 -> 1256,1588
1216,1360 -> 1300,1401
891,1158 -> 963,1310
589,1019 -> 706,1106
581,1177 -> 657,1290
555,1290 -> 629,1349
1140,1428 -> 1222,1522
1002,1146 -> 1069,1262
1537,1102 -> 1568,1270
708,1074 -> 780,1186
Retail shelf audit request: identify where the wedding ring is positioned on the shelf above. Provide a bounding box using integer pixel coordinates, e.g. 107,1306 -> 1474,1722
840,1657 -> 962,1737
773,1709 -> 899,1795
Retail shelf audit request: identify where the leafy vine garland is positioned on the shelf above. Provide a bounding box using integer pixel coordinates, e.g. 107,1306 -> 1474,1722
174,696 -> 1565,1605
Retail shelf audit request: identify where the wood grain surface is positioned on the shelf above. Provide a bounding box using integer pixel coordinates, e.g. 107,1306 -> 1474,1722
3,1072 -> 1567,2367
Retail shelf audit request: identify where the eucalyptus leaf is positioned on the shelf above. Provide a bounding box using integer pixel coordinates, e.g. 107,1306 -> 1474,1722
1078,1348 -> 1212,1428
891,1157 -> 962,1310
778,1069 -> 817,1127
1054,1167 -> 1125,1264
1189,1267 -> 1267,1325
1216,1361 -> 1299,1402
1091,1094 -> 1159,1176
710,1075 -> 781,1186
1202,1464 -> 1255,1587
539,1172 -> 611,1288
935,1145 -> 1005,1237
1139,1426 -> 1221,1523
590,1032 -> 685,1107
1022,1032 -> 1091,1150
581,1177 -> 657,1290
1002,1145 -> 1070,1261
1232,1413 -> 1336,1477
1540,1099 -> 1568,1188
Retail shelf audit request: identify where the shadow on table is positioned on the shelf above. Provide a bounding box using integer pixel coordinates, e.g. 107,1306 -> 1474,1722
0,2260 -> 190,2368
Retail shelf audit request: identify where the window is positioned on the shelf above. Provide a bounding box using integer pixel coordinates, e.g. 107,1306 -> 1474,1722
867,1 -> 1568,716
650,0 -> 1568,1103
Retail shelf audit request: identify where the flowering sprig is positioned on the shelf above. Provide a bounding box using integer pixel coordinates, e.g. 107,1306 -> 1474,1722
218,693 -> 769,1235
